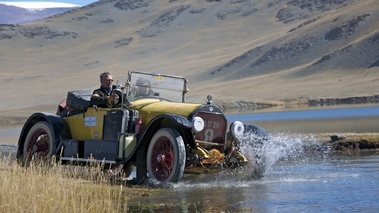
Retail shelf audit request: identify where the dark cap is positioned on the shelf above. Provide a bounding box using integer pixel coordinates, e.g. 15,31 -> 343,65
136,77 -> 150,86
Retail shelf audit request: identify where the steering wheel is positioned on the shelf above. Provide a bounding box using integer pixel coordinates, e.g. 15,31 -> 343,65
111,90 -> 123,107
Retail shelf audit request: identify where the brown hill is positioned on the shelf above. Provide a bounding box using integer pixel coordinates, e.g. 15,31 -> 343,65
0,0 -> 378,114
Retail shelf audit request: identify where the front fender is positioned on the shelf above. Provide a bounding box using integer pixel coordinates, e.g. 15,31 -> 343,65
243,124 -> 270,140
139,114 -> 195,149
131,114 -> 195,180
226,124 -> 269,151
17,112 -> 70,158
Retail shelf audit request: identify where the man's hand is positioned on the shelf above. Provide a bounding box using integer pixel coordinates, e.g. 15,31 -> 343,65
107,92 -> 116,103
108,91 -> 120,106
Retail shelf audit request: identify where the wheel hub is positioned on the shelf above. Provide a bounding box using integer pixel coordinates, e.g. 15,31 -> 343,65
156,154 -> 163,162
32,144 -> 38,152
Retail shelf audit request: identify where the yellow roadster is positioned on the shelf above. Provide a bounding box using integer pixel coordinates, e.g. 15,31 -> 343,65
17,71 -> 269,184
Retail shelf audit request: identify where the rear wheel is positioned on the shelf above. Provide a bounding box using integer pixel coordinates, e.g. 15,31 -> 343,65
22,121 -> 55,165
147,128 -> 186,183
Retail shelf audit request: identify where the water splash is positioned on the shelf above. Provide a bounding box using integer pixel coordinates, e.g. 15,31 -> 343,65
239,131 -> 329,177
174,131 -> 330,189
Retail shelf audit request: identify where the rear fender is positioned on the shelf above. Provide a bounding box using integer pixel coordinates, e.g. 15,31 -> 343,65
17,112 -> 70,158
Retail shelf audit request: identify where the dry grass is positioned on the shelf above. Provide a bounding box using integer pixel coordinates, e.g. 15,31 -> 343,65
0,156 -> 160,213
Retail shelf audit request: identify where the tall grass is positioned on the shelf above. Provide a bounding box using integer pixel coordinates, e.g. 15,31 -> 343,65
0,155 -> 150,213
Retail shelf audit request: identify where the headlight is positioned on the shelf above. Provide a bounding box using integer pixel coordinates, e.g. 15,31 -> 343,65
230,121 -> 244,138
192,116 -> 205,133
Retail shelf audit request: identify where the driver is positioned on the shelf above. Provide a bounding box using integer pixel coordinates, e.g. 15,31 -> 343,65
90,71 -> 116,108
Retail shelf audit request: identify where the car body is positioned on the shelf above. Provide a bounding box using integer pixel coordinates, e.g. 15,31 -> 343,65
17,71 -> 269,183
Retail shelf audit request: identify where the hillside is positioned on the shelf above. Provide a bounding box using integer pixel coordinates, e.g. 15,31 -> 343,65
0,0 -> 378,113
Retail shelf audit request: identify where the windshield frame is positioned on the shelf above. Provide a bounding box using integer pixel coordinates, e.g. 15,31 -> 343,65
126,71 -> 189,103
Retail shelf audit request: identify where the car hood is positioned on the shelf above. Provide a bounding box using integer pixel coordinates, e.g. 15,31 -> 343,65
129,98 -> 202,124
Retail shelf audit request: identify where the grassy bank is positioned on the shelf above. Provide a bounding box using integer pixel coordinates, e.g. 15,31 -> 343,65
0,157 -> 162,213
315,133 -> 379,152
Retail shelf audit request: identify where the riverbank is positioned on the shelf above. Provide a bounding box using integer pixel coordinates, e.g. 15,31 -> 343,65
212,94 -> 379,112
315,133 -> 379,152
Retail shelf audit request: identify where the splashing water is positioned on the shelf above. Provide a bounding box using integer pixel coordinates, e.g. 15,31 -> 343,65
239,131 -> 328,177
173,132 -> 331,189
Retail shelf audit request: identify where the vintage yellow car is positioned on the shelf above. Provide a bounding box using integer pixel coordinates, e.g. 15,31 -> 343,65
17,71 -> 269,184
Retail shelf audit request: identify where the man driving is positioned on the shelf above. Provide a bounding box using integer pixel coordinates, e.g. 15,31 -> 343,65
90,71 -> 116,107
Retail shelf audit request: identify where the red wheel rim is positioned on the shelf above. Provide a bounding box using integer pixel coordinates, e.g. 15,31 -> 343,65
150,136 -> 174,181
26,128 -> 50,160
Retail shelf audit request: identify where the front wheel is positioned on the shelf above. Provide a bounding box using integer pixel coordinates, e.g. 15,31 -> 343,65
243,124 -> 269,179
21,121 -> 55,165
252,152 -> 266,179
147,128 -> 186,183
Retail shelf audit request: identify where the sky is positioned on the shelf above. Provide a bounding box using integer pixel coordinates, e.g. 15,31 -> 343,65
0,0 -> 98,7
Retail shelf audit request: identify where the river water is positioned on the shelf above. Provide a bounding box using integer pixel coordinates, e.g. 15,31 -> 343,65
1,104 -> 379,212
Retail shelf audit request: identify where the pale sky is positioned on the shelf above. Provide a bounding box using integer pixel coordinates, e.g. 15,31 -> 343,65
0,0 -> 98,6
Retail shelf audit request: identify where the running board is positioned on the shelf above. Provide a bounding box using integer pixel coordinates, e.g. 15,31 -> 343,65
60,157 -> 116,164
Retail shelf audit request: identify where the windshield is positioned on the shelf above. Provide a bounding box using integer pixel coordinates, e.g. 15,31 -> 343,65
126,71 -> 188,102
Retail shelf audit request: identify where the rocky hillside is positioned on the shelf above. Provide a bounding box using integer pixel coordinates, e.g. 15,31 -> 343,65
0,0 -> 378,110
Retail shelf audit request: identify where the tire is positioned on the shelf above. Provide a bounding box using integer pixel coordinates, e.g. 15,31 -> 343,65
22,121 -> 55,165
250,137 -> 267,179
243,124 -> 269,179
146,128 -> 186,183
252,154 -> 266,179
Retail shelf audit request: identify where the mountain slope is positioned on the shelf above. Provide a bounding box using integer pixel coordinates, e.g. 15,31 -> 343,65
0,0 -> 378,110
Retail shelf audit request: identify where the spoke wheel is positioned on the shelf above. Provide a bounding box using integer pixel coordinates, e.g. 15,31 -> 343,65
23,121 -> 55,165
147,128 -> 185,183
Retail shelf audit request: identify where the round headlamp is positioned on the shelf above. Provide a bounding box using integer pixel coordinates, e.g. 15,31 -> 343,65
192,116 -> 205,133
230,121 -> 244,138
